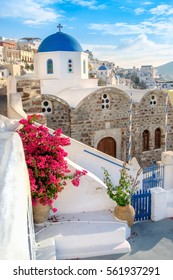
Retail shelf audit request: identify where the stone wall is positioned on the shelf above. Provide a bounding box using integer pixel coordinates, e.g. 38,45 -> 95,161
17,80 -> 173,168
17,80 -> 71,135
70,87 -> 130,162
42,94 -> 71,135
133,90 -> 173,167
17,79 -> 41,114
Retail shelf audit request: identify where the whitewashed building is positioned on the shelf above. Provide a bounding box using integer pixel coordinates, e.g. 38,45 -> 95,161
138,65 -> 158,89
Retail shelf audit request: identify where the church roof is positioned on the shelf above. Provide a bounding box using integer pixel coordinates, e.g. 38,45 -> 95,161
37,31 -> 83,53
55,85 -> 148,108
98,65 -> 108,71
56,87 -> 98,108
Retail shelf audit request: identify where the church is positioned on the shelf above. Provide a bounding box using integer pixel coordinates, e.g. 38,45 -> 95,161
17,25 -> 173,168
2,26 -> 173,261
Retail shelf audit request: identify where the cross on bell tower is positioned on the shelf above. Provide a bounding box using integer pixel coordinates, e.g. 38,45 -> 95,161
57,23 -> 63,32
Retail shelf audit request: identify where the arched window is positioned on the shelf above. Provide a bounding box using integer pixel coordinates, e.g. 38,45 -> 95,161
142,130 -> 149,151
47,59 -> 53,74
83,60 -> 86,74
155,128 -> 161,149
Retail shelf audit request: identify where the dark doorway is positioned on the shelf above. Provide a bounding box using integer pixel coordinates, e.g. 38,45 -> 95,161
97,137 -> 116,157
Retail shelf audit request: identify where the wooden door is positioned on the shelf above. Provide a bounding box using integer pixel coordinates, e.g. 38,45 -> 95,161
97,137 -> 116,157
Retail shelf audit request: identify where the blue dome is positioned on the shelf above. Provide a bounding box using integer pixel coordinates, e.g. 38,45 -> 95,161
98,65 -> 108,70
38,31 -> 83,53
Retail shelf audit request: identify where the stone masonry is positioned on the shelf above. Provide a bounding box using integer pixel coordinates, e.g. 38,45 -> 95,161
16,80 -> 173,168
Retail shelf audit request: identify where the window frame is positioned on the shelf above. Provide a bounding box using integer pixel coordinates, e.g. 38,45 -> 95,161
101,93 -> 110,110
155,127 -> 161,149
142,129 -> 149,151
47,59 -> 53,74
83,59 -> 86,74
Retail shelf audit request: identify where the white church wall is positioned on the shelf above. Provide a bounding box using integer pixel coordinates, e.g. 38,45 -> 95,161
40,78 -> 98,96
80,52 -> 89,79
35,49 -> 97,95
35,51 -> 88,80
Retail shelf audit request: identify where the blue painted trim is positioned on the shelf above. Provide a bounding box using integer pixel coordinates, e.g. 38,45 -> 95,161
83,149 -> 130,170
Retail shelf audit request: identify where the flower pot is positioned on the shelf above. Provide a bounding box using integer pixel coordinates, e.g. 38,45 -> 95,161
33,202 -> 51,224
114,204 -> 135,227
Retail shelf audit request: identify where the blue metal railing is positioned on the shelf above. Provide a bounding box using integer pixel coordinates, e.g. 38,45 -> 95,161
142,162 -> 164,190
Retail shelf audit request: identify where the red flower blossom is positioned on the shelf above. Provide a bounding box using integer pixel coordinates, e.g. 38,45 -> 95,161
18,114 -> 87,212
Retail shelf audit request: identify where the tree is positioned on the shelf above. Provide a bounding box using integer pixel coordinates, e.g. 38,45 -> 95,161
98,78 -> 106,86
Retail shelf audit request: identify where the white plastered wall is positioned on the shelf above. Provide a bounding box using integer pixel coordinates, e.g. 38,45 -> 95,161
150,151 -> 173,221
0,131 -> 31,259
6,76 -> 27,119
34,51 -> 88,80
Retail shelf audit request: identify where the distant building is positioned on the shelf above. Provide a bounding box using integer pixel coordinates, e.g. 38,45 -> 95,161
0,40 -> 16,49
0,66 -> 9,78
97,64 -> 116,86
5,64 -> 20,76
156,80 -> 173,90
17,37 -> 41,53
0,46 -> 4,63
0,36 -> 40,64
138,65 -> 158,89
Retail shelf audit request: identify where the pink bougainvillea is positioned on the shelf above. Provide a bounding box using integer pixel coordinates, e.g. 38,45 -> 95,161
18,114 -> 87,212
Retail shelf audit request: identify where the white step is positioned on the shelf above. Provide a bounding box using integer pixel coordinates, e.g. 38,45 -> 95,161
55,221 -> 130,259
56,240 -> 130,259
35,210 -> 131,260
35,237 -> 56,260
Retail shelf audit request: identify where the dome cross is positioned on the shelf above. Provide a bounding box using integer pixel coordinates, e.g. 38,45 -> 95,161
57,23 -> 63,32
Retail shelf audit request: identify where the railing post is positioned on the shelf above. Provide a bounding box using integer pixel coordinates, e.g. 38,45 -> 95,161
150,187 -> 167,221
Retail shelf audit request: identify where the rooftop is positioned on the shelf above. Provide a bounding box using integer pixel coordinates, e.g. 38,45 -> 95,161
38,31 -> 83,53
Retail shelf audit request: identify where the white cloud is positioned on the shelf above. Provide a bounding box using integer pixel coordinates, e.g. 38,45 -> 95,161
69,0 -> 106,10
89,22 -> 142,35
149,5 -> 173,16
0,0 -> 106,25
142,1 -> 153,5
89,17 -> 173,37
89,22 -> 152,36
0,0 -> 61,25
83,34 -> 173,68
135,8 -> 145,15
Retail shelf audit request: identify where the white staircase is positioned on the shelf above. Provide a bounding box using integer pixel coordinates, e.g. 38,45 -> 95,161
35,210 -> 131,260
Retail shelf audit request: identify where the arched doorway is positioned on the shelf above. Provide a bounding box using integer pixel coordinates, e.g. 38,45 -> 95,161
97,137 -> 116,157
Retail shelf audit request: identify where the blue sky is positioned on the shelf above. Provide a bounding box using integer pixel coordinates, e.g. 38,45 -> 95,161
1,0 -> 173,68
